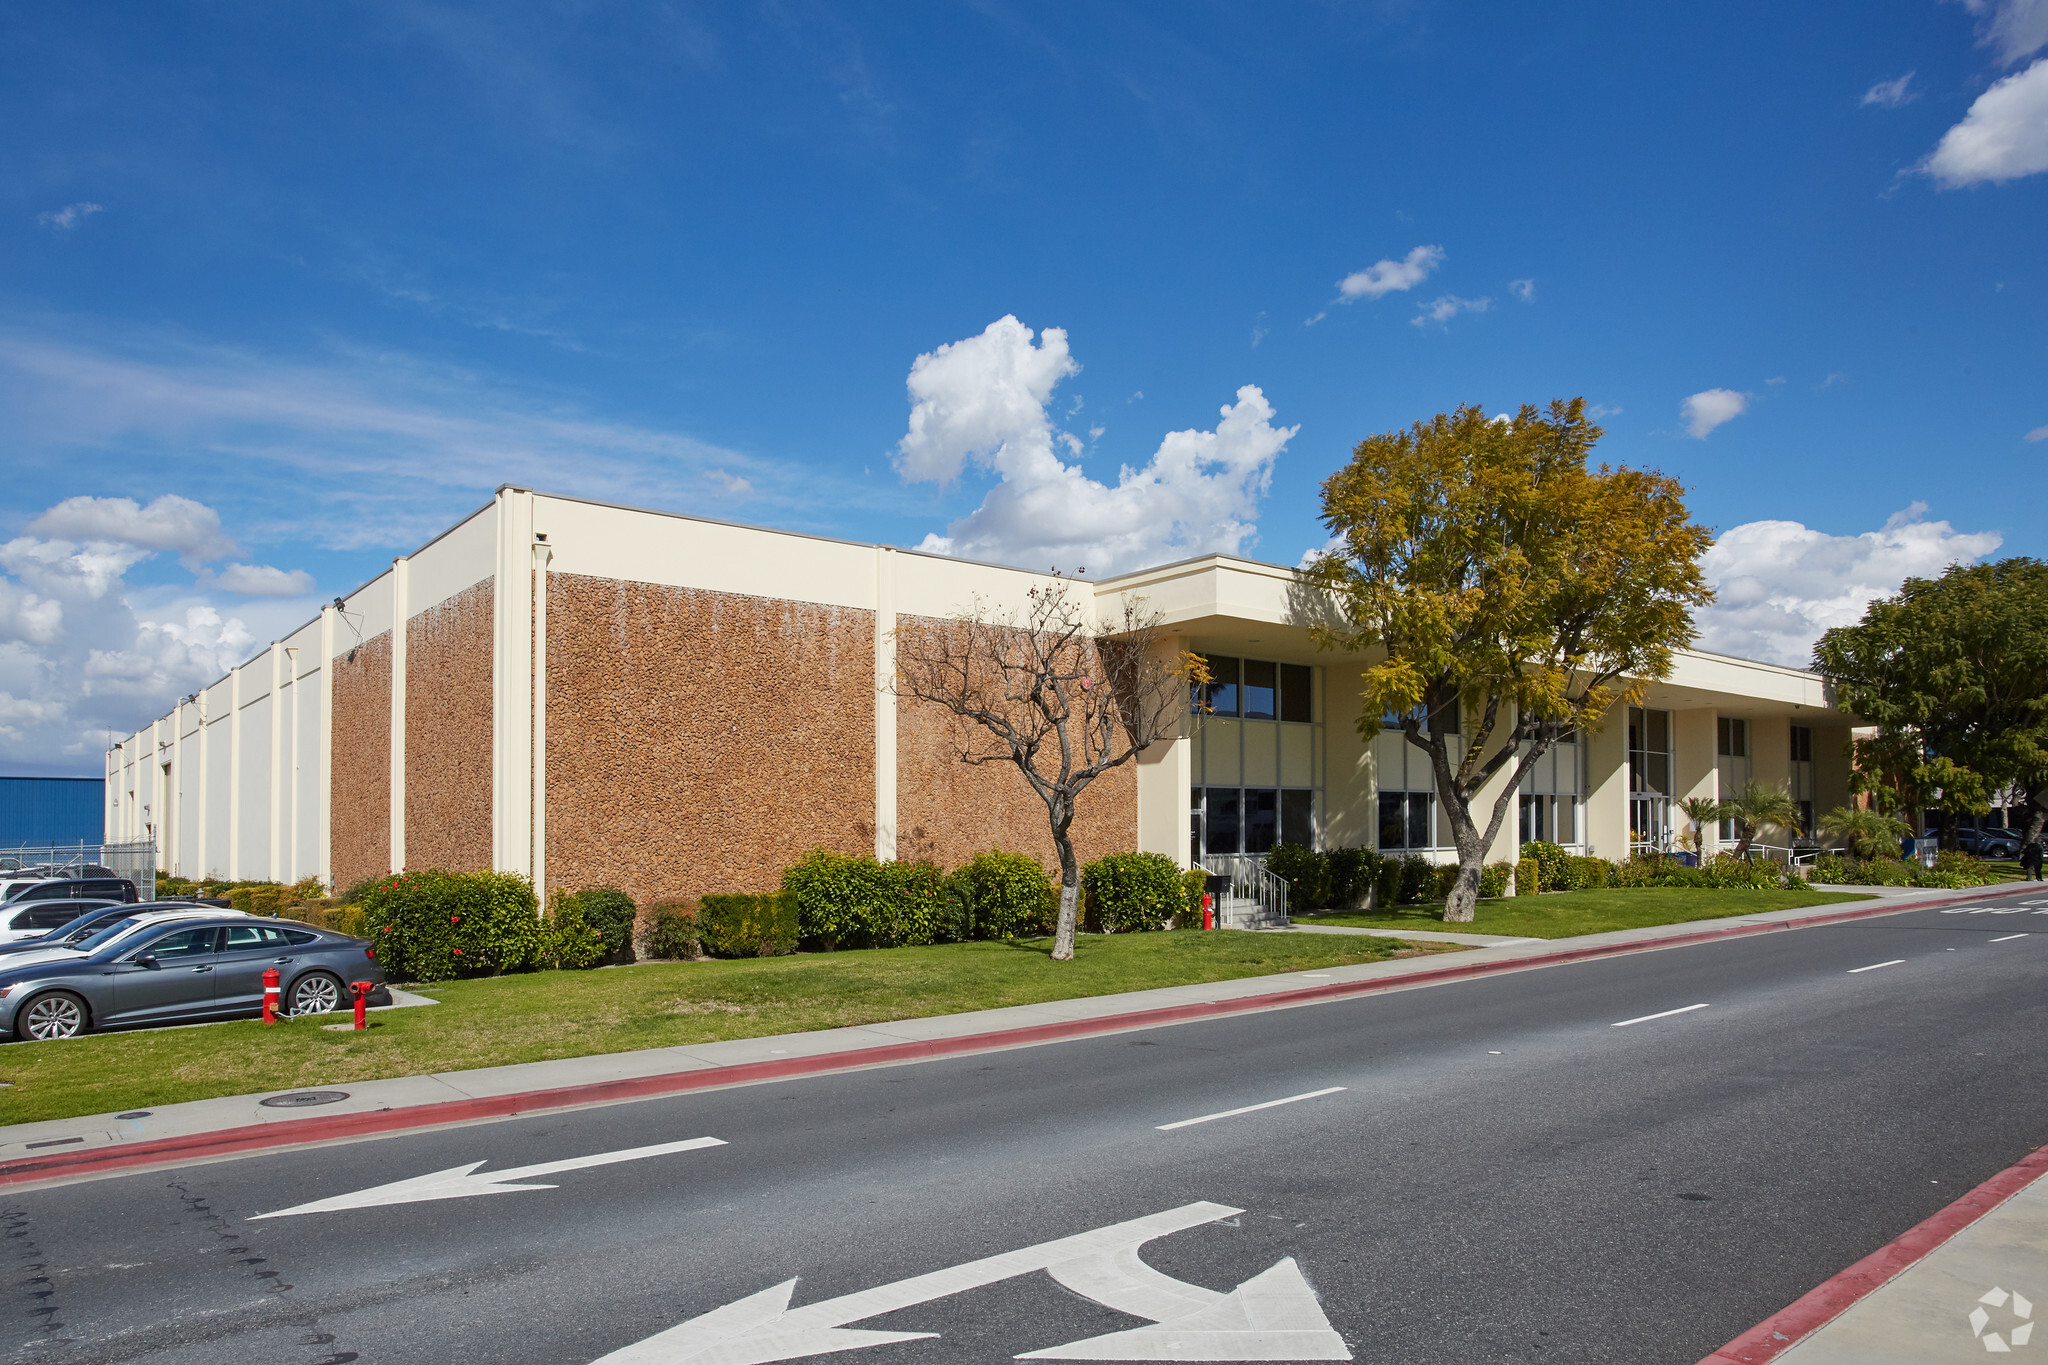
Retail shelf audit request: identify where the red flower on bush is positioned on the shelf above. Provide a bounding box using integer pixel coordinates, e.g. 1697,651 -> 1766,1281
453,948 -> 463,955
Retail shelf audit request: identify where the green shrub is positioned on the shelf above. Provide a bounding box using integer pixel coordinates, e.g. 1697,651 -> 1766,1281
1265,843 -> 1330,911
1514,857 -> 1539,896
646,900 -> 701,959
1573,856 -> 1612,889
1082,852 -> 1184,933
698,894 -> 800,957
337,875 -> 385,906
949,851 -> 1056,939
1395,853 -> 1436,904
1479,862 -> 1513,899
358,869 -> 543,982
779,848 -> 958,950
1325,847 -> 1380,909
544,891 -> 607,970
1374,854 -> 1404,908
574,886 -> 639,964
1179,867 -> 1209,928
1805,852 -> 1996,889
1521,841 -> 1571,891
878,860 -> 951,946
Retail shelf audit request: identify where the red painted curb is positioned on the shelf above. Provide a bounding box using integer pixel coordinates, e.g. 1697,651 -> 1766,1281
2,881 -> 2036,1188
1699,1144 -> 2048,1364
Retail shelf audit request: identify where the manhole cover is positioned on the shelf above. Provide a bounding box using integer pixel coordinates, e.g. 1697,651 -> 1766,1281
258,1091 -> 350,1108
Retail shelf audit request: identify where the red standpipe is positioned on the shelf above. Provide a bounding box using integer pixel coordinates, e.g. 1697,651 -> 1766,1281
351,980 -> 373,1030
261,968 -> 281,1024
1201,893 -> 1213,931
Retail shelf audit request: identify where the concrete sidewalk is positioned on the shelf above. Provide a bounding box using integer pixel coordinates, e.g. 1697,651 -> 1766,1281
1705,1147 -> 2048,1363
2,879 -> 2041,1186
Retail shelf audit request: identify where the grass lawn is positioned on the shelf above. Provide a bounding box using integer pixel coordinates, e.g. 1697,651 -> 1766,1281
0,930 -> 1459,1126
1294,886 -> 1876,940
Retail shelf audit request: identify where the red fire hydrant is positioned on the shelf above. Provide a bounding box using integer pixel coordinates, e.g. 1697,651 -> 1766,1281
1201,893 -> 1214,931
261,968 -> 281,1024
351,980 -> 374,1030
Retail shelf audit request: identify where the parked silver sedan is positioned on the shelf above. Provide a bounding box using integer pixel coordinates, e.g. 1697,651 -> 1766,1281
1,914 -> 388,1041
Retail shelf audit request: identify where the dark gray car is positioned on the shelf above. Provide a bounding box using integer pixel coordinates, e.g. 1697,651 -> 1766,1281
1,915 -> 388,1041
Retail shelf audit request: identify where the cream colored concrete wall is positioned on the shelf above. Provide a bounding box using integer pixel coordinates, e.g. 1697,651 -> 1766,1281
1583,706 -> 1629,858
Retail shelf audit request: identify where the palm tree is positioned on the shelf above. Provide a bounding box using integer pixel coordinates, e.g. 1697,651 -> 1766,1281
1678,795 -> 1728,854
1722,779 -> 1802,859
1820,805 -> 1912,862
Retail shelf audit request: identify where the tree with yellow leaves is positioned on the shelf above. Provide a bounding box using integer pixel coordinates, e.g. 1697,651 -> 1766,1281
1303,400 -> 1714,921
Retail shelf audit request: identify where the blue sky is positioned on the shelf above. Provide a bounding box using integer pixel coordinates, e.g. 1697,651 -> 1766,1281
2,1 -> 2045,773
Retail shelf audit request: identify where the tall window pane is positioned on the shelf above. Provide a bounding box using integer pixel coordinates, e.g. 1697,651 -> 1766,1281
1205,788 -> 1240,855
1379,792 -> 1408,849
1199,656 -> 1240,716
1242,660 -> 1277,720
1279,665 -> 1312,723
1407,793 -> 1431,850
1245,788 -> 1279,853
1557,795 -> 1576,844
1281,789 -> 1313,846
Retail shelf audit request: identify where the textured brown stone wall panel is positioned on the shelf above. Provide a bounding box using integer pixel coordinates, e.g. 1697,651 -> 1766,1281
894,614 -> 1139,873
405,580 -> 494,873
544,574 -> 875,908
330,631 -> 392,891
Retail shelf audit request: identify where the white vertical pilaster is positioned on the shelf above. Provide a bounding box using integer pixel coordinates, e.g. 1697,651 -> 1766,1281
228,665 -> 244,879
166,710 -> 182,875
531,534 -> 552,900
318,606 -> 336,890
282,646 -> 300,883
195,690 -> 211,879
493,489 -> 536,878
390,556 -> 410,873
874,545 -> 897,861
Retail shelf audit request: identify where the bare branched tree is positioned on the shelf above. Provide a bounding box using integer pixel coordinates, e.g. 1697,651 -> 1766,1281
895,581 -> 1195,961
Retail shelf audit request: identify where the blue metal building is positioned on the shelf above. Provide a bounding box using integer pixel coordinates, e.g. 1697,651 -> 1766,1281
0,776 -> 106,846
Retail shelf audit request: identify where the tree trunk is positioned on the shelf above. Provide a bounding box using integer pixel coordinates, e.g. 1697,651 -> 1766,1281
1051,835 -> 1081,961
1440,812 -> 1489,923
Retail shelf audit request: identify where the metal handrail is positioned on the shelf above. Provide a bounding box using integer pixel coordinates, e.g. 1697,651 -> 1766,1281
1200,854 -> 1289,926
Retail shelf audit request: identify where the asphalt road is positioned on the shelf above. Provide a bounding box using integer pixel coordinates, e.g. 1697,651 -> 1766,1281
7,898 -> 2048,1365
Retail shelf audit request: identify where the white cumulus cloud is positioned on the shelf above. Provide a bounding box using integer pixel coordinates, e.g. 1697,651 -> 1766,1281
1337,245 -> 1445,301
1922,56 -> 2048,185
895,317 -> 1297,575
1681,388 -> 1750,439
1411,294 -> 1491,329
1695,504 -> 2003,666
2026,423 -> 2048,441
1508,278 -> 1536,302
0,495 -> 319,767
29,494 -> 238,568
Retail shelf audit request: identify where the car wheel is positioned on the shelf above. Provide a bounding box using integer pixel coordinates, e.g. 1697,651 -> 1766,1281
17,991 -> 90,1041
287,971 -> 344,1017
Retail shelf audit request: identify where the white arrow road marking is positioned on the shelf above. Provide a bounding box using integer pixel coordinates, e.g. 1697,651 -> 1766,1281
587,1201 -> 1351,1364
252,1137 -> 726,1218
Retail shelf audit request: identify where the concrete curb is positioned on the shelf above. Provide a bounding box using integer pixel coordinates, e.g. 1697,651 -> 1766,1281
1698,1144 -> 2048,1363
1,880 -> 2036,1189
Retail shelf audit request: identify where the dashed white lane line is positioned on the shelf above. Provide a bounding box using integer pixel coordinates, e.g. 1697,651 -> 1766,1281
1848,959 -> 1908,973
1156,1086 -> 1346,1131
1612,1003 -> 1710,1028
1989,933 -> 2031,943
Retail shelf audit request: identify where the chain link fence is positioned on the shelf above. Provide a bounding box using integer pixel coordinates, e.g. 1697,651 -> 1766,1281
0,840 -> 156,901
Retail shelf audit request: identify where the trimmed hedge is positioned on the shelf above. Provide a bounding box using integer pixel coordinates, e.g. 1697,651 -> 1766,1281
544,891 -> 607,970
1515,856 -> 1539,896
358,869 -> 543,982
575,886 -> 639,965
780,849 -> 954,950
1521,841 -> 1571,891
1082,852 -> 1183,933
699,894 -> 800,957
1806,851 -> 1998,889
1326,847 -> 1380,909
1178,867 -> 1208,928
1265,843 -> 1331,911
953,850 -> 1055,939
